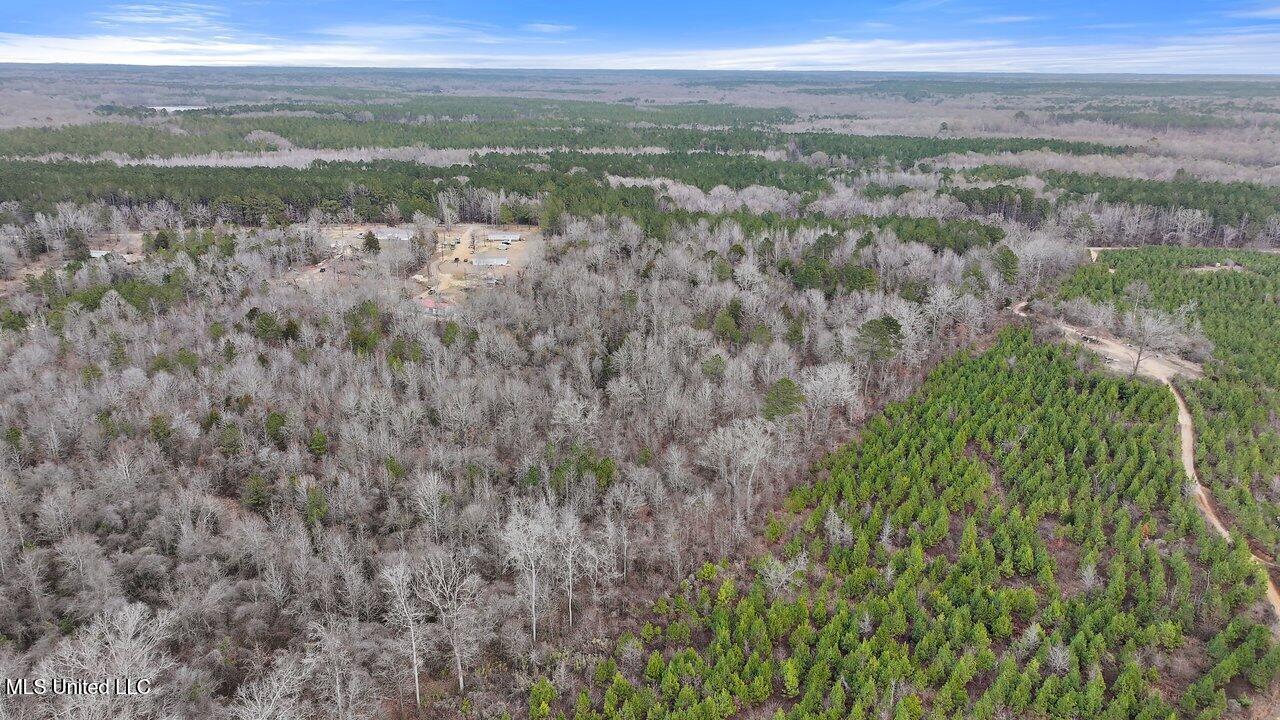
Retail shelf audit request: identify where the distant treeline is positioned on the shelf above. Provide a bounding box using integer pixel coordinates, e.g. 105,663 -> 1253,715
194,96 -> 798,126
0,111 -> 1127,161
1044,171 -> 1280,227
1052,111 -> 1241,130
962,164 -> 1280,228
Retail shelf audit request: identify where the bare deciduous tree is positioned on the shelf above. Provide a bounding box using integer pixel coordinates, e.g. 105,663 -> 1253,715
379,560 -> 424,709
500,502 -> 554,645
33,604 -> 175,720
553,507 -> 591,629
418,549 -> 483,693
1119,301 -> 1205,377
699,417 -> 775,529
225,653 -> 309,720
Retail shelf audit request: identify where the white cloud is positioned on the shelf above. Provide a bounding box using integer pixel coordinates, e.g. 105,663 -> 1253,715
314,23 -> 504,44
972,15 -> 1040,24
1230,5 -> 1280,19
1,28 -> 1278,73
95,2 -> 229,33
1079,23 -> 1142,30
523,23 -> 575,34
313,21 -> 574,46
889,0 -> 952,11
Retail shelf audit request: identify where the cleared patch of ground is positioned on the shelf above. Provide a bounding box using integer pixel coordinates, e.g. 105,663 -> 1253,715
1088,247 -> 1280,263
0,231 -> 144,299
292,222 -> 541,313
1014,301 -> 1202,383
1187,263 -> 1247,273
425,223 -> 541,308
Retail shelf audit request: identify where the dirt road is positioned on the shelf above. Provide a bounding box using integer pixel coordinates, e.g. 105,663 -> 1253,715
1166,383 -> 1229,540
1169,380 -> 1280,622
1013,300 -> 1280,626
1011,301 -> 1202,382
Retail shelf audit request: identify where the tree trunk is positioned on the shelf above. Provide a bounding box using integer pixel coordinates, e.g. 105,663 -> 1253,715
529,566 -> 538,645
454,641 -> 465,693
1130,344 -> 1146,378
334,667 -> 343,720
566,570 -> 574,628
407,615 -> 421,708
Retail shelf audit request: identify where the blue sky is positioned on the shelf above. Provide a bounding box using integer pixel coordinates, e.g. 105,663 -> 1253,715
2,1 -> 1279,72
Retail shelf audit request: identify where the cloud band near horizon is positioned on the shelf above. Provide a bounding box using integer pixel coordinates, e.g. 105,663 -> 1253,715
3,1 -> 1280,74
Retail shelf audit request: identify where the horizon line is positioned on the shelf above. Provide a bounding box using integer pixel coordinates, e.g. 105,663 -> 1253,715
2,62 -> 1280,79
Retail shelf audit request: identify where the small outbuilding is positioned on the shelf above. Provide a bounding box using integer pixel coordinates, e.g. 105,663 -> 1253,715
379,229 -> 412,241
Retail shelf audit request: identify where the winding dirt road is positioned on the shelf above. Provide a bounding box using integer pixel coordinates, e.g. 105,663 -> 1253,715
1013,300 -> 1280,625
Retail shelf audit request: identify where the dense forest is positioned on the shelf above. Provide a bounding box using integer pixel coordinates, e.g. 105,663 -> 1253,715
546,330 -> 1279,720
1,69 -> 1279,720
956,165 -> 1280,231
